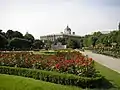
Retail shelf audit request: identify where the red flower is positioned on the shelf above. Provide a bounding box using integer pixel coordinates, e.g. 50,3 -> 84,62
89,58 -> 93,61
55,63 -> 60,69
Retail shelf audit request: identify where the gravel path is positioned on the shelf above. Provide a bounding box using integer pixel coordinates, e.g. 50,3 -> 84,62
81,50 -> 120,74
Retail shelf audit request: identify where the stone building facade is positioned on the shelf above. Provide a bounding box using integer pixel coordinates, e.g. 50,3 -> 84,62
40,25 -> 81,42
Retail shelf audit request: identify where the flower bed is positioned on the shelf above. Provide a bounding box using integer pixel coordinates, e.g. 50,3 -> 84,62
0,50 -> 97,77
93,48 -> 120,58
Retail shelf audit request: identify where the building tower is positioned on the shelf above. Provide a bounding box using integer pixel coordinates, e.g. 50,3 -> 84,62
64,25 -> 71,34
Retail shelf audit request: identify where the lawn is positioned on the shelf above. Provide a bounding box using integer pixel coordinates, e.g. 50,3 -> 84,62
1,62 -> 120,90
95,62 -> 120,89
0,74 -> 81,90
33,50 -> 56,55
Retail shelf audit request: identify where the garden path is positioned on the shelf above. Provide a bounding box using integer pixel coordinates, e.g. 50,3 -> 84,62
81,50 -> 120,74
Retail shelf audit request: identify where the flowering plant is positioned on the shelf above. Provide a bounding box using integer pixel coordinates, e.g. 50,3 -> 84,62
0,50 -> 97,77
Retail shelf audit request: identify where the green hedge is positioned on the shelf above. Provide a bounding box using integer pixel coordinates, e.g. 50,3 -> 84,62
0,66 -> 103,88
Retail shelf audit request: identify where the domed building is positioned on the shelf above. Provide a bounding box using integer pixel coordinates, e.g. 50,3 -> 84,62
40,25 -> 81,42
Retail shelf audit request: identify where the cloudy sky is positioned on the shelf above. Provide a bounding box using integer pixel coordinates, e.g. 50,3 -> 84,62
0,0 -> 120,39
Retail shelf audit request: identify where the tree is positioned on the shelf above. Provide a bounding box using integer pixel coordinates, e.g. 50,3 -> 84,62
79,39 -> 84,48
0,30 -> 6,38
24,32 -> 34,43
6,30 -> 14,39
9,38 -> 31,50
83,35 -> 92,47
91,32 -> 103,47
116,31 -> 120,45
91,36 -> 98,47
93,32 -> 102,37
0,30 -> 2,33
12,31 -> 23,38
44,40 -> 53,50
32,39 -> 44,49
55,38 -> 66,45
0,34 -> 8,49
118,22 -> 120,30
6,30 -> 24,40
67,39 -> 80,49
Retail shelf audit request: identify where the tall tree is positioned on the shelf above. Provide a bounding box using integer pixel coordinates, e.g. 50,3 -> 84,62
9,38 -> 31,50
6,30 -> 14,39
32,39 -> 44,49
12,31 -> 23,38
91,36 -> 98,47
55,38 -> 66,45
44,40 -> 53,50
0,34 -> 8,48
118,22 -> 120,30
24,32 -> 34,43
0,29 -> 6,38
67,39 -> 80,49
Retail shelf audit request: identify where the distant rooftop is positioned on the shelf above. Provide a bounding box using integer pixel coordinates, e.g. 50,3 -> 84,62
40,25 -> 81,37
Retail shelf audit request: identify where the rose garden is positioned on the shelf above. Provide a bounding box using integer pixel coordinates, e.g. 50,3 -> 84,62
0,50 -> 105,89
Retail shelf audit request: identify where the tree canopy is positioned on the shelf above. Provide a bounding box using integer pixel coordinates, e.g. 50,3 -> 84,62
0,28 -> 120,50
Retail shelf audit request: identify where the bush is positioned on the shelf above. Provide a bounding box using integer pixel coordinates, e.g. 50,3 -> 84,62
0,51 -> 97,77
0,66 -> 103,88
92,48 -> 120,58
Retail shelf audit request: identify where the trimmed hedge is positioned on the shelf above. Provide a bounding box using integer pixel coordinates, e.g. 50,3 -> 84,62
0,66 -> 103,88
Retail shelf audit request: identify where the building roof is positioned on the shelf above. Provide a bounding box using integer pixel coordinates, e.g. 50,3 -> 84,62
40,25 -> 81,38
40,33 -> 81,38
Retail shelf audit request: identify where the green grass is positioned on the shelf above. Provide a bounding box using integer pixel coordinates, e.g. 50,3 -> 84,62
33,50 -> 56,55
0,74 -> 81,90
1,63 -> 120,90
95,62 -> 120,89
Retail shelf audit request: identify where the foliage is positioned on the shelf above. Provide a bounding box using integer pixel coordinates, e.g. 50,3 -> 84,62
83,35 -> 92,47
0,29 -> 45,50
6,30 -> 23,39
55,38 -> 67,45
67,39 -> 80,49
44,40 -> 53,50
83,30 -> 120,58
12,31 -> 23,38
0,34 -> 8,48
6,30 -> 14,39
0,66 -> 103,88
0,29 -> 84,50
118,22 -> 120,30
1,28 -> 120,51
0,51 -> 97,77
9,38 -> 31,50
24,32 -> 34,43
32,39 -> 44,49
83,31 -> 111,47
93,47 -> 120,58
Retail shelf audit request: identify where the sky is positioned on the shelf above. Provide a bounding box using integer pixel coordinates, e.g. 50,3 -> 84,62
0,0 -> 120,39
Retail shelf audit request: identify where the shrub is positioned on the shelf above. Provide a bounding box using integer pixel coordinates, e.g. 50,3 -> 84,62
0,66 -> 103,88
0,51 -> 97,77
